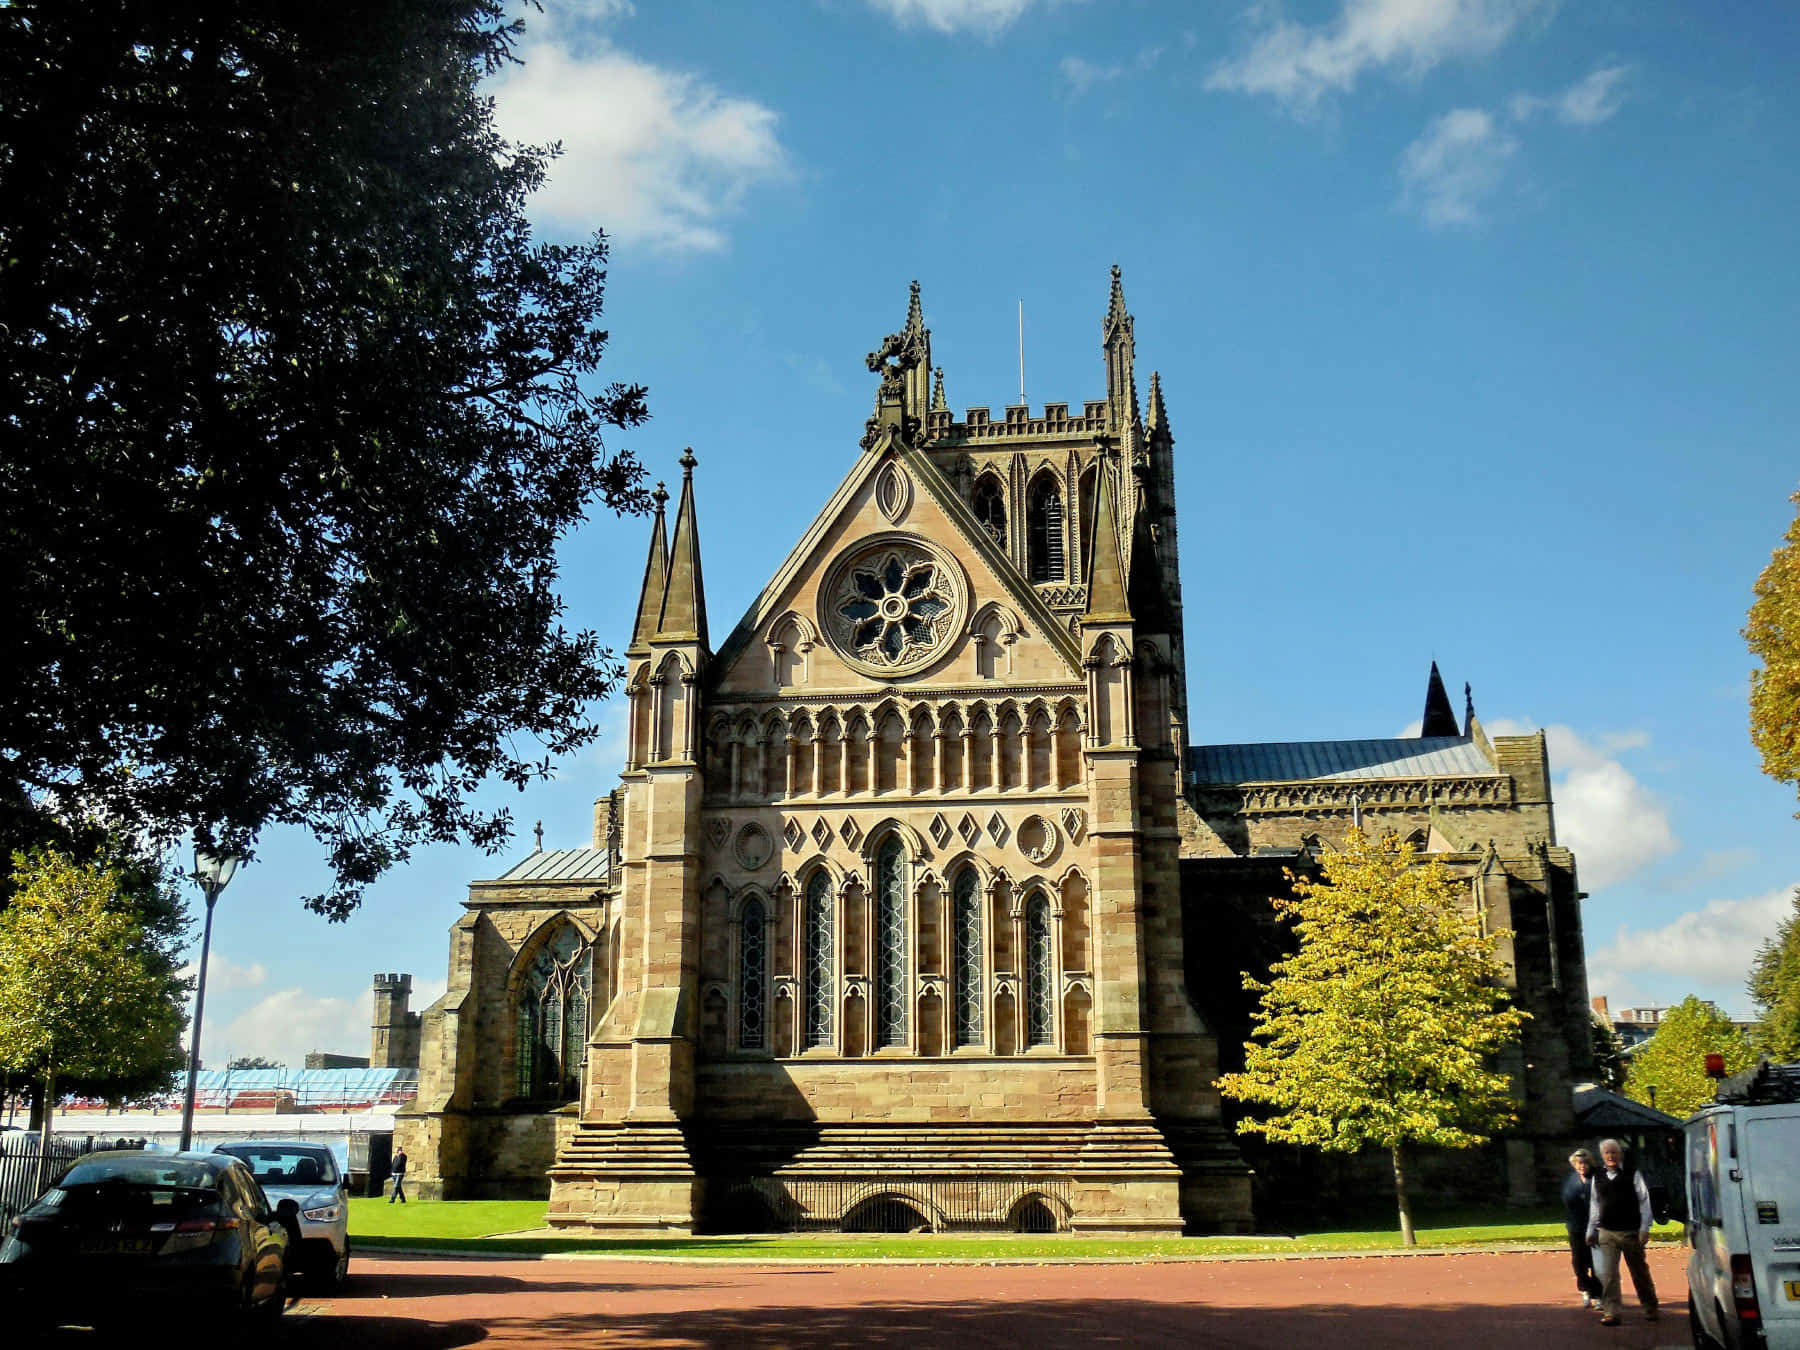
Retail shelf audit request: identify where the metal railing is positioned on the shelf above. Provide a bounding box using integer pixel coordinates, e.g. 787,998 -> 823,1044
0,1135 -> 91,1226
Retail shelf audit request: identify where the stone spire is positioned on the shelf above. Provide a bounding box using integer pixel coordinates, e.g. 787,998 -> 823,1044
1102,264 -> 1139,449
1421,661 -> 1459,738
1463,682 -> 1476,738
931,366 -> 947,412
1145,370 -> 1169,436
627,481 -> 669,656
863,281 -> 933,445
655,449 -> 708,648
1083,452 -> 1131,624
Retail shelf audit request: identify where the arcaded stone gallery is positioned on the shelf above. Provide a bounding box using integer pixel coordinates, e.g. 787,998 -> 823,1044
395,271 -> 1597,1233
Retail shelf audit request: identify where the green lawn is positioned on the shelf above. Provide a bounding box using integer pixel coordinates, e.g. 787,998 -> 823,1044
347,1198 -> 1686,1261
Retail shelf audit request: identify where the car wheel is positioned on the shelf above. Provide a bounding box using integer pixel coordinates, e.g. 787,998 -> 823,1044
317,1243 -> 349,1291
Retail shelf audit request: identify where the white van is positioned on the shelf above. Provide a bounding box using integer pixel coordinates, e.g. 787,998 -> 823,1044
1685,1061 -> 1800,1350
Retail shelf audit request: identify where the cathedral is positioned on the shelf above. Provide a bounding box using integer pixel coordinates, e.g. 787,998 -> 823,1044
394,270 -> 1596,1233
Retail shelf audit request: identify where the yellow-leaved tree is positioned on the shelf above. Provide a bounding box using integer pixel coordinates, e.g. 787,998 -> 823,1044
0,852 -> 186,1190
1216,829 -> 1528,1245
1748,488 -> 1800,808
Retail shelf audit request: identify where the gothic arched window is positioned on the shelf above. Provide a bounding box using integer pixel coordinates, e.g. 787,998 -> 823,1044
1077,464 -> 1097,575
739,897 -> 767,1051
952,867 -> 983,1048
804,871 -> 834,1049
972,475 -> 1006,549
1028,475 -> 1065,583
873,837 -> 908,1048
1024,893 -> 1054,1048
515,925 -> 594,1101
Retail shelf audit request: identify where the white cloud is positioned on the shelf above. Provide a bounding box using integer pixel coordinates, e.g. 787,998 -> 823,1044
1060,45 -> 1163,95
1480,719 -> 1680,891
1060,55 -> 1124,93
1511,63 -> 1630,125
215,988 -> 371,1070
1589,883 -> 1796,993
177,954 -> 266,992
1398,106 -> 1518,226
1208,0 -> 1544,116
491,31 -> 787,253
867,0 -> 1045,35
212,977 -> 448,1069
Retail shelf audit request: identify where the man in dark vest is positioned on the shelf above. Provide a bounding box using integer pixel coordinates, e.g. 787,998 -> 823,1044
1585,1137 -> 1658,1325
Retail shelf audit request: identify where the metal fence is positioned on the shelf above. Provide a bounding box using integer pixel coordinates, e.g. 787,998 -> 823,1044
0,1135 -> 87,1226
707,1175 -> 1074,1234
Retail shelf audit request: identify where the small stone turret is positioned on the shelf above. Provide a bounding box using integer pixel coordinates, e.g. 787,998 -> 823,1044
371,972 -> 421,1069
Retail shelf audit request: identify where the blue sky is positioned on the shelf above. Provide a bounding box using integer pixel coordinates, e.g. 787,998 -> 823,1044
187,0 -> 1800,1065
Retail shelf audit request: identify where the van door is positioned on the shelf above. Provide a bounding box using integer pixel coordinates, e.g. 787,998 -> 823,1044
1743,1108 -> 1800,1333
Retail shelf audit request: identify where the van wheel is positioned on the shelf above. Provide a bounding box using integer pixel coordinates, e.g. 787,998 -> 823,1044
1688,1297 -> 1719,1350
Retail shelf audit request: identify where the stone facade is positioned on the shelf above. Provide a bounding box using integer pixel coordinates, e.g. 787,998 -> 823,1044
394,270 -> 1591,1229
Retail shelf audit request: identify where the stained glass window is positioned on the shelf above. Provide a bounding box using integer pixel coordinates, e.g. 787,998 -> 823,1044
1025,894 -> 1054,1048
952,868 -> 983,1047
515,924 -> 594,1100
874,837 -> 908,1048
833,549 -> 956,669
739,898 -> 767,1050
804,871 -> 834,1049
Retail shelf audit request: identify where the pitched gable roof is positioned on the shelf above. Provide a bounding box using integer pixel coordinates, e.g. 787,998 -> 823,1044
709,428 -> 1081,684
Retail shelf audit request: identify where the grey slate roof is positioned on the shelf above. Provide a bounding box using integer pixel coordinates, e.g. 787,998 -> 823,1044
1186,736 -> 1498,786
1572,1083 -> 1682,1132
493,847 -> 611,883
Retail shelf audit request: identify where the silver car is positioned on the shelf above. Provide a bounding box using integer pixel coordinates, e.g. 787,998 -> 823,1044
213,1141 -> 349,1288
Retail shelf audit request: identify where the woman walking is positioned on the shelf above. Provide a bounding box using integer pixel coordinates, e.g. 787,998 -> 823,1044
1562,1149 -> 1603,1308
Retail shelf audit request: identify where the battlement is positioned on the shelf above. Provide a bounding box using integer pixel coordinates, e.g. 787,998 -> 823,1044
373,972 -> 412,993
927,399 -> 1111,445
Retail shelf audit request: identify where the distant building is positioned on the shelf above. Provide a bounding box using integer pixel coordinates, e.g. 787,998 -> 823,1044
371,973 -> 421,1069
304,1052 -> 371,1071
1591,995 -> 1757,1053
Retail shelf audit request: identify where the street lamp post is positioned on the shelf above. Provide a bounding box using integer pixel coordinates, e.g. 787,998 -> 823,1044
179,848 -> 241,1152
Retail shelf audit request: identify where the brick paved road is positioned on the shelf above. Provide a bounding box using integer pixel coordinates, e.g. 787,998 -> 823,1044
43,1246 -> 1698,1348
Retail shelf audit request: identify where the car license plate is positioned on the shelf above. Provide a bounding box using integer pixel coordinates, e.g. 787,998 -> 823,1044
79,1237 -> 154,1256
1787,1280 -> 1800,1301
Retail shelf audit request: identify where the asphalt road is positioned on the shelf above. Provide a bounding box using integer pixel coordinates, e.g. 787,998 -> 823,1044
40,1246 -> 1696,1348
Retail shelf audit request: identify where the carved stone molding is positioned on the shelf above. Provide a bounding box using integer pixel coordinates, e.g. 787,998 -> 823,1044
1192,776 -> 1515,816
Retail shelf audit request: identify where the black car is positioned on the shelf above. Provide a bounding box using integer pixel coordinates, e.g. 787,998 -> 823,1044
0,1151 -> 295,1330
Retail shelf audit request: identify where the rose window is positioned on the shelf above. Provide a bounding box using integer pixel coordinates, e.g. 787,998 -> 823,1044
821,536 -> 966,678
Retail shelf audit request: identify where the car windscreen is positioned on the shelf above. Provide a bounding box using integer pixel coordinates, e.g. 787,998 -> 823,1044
213,1145 -> 338,1186
60,1157 -> 220,1188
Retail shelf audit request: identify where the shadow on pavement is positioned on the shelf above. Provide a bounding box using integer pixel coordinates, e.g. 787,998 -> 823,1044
24,1316 -> 486,1350
477,1297 -> 1678,1350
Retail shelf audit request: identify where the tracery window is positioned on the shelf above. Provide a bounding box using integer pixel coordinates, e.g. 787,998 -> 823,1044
873,837 -> 908,1048
972,475 -> 1006,548
804,871 -> 834,1049
952,867 -> 984,1048
1024,893 -> 1054,1048
1028,476 -> 1065,583
516,925 -> 594,1101
739,898 -> 767,1051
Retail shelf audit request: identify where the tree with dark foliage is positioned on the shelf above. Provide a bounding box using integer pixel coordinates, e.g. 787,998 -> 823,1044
0,2 -> 650,918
